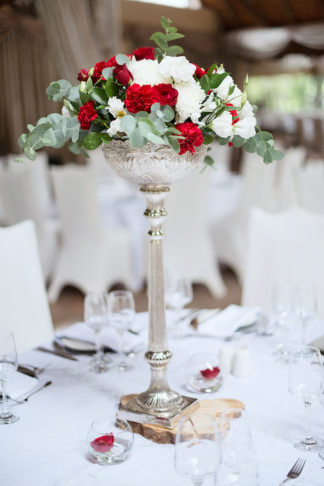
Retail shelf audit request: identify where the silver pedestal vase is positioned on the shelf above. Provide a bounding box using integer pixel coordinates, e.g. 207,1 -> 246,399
102,140 -> 206,427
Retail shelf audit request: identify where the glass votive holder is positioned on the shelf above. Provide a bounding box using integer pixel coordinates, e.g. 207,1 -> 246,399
186,353 -> 223,393
87,417 -> 133,465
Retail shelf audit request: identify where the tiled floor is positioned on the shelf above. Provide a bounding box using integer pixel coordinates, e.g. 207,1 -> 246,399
50,268 -> 241,329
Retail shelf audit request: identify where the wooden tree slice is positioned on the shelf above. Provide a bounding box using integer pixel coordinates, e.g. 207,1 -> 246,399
120,396 -> 244,444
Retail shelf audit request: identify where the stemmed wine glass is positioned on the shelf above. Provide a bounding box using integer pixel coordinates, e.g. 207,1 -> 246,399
107,290 -> 135,371
293,282 -> 317,344
175,413 -> 220,486
165,271 -> 193,336
0,330 -> 19,424
84,292 -> 111,373
272,282 -> 294,360
288,345 -> 323,451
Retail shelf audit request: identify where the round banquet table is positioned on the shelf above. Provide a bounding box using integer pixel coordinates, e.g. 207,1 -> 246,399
2,311 -> 324,486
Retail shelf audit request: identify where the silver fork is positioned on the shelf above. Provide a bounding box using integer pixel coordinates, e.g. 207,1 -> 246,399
279,458 -> 306,485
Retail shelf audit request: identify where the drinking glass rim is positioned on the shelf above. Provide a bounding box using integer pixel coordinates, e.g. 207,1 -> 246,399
90,417 -> 131,435
0,329 -> 14,339
288,344 -> 321,356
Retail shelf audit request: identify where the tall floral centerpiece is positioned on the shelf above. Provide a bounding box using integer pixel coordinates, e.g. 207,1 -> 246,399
19,17 -> 282,425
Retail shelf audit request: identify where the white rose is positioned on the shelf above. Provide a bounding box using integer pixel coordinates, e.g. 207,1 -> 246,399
128,59 -> 167,85
214,74 -> 235,100
211,111 -> 233,138
107,97 -> 126,118
175,79 -> 206,123
107,118 -> 121,137
159,56 -> 195,83
201,92 -> 216,113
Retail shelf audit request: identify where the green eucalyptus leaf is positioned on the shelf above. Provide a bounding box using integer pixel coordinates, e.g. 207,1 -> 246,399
166,32 -> 184,41
116,54 -> 130,65
46,79 -> 71,102
129,128 -> 145,148
27,124 -> 35,133
102,67 -> 114,79
146,132 -> 166,145
165,45 -> 184,56
256,139 -> 267,157
18,133 -> 27,148
204,155 -> 214,166
61,118 -> 67,137
138,118 -> 154,136
161,16 -> 172,30
153,118 -> 167,133
161,105 -> 175,122
68,142 -> 82,155
167,135 -> 180,153
167,127 -> 182,135
151,103 -> 161,113
271,148 -> 284,160
135,111 -> 149,119
47,113 -> 62,125
264,149 -> 273,164
83,132 -> 102,150
150,32 -> 168,51
41,128 -> 56,146
24,146 -> 37,160
15,158 -> 25,163
244,137 -> 257,153
120,115 -> 137,136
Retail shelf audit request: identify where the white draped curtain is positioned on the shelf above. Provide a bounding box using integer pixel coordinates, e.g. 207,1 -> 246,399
0,0 -> 122,153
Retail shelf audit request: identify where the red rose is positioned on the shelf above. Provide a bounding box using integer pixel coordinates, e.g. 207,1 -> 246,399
77,101 -> 98,130
114,64 -> 133,85
133,47 -> 155,61
226,103 -> 239,125
90,434 -> 114,453
124,84 -> 159,113
194,64 -> 206,79
77,69 -> 89,82
154,83 -> 178,108
175,122 -> 204,155
200,366 -> 220,380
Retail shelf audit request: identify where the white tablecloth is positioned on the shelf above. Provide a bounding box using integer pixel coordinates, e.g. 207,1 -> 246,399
2,313 -> 324,486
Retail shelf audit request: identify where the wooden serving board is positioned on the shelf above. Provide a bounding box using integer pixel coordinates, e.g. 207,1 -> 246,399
120,396 -> 244,444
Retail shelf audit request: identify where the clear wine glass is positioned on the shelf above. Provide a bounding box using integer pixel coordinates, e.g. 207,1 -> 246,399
293,282 -> 317,344
107,290 -> 135,371
218,408 -> 259,485
272,282 -> 294,361
165,272 -> 193,336
175,413 -> 220,486
0,330 -> 19,424
288,345 -> 324,451
84,292 -> 110,373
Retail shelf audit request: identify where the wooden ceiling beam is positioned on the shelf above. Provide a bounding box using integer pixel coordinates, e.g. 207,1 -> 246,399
234,0 -> 271,26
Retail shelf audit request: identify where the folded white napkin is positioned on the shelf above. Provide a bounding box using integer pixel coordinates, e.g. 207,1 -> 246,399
7,371 -> 38,400
58,322 -> 145,354
196,305 -> 261,338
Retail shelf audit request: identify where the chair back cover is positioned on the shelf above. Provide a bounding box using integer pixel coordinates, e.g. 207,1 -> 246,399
0,221 -> 54,352
242,206 -> 324,319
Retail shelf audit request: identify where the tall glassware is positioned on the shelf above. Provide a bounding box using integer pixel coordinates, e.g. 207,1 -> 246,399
288,345 -> 323,451
165,272 -> 193,336
293,282 -> 317,344
0,330 -> 19,424
84,292 -> 110,373
175,413 -> 220,486
107,290 -> 135,371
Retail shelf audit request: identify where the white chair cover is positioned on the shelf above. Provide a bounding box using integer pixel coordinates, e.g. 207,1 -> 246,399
0,153 -> 58,281
298,158 -> 324,214
0,221 -> 54,352
242,207 -> 324,319
164,168 -> 226,298
49,165 -> 133,302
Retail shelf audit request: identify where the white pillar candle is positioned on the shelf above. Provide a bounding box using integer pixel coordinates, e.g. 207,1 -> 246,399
218,346 -> 235,374
232,346 -> 252,378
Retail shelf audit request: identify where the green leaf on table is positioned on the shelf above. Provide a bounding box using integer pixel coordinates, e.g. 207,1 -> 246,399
83,132 -> 102,150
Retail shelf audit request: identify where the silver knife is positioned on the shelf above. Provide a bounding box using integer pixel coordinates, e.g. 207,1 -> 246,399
35,346 -> 78,361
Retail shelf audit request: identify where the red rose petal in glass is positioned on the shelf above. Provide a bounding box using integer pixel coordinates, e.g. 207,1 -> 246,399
90,433 -> 114,453
200,366 -> 220,380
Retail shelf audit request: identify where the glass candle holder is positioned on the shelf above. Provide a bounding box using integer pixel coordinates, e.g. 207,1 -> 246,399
87,417 -> 133,465
186,353 -> 223,393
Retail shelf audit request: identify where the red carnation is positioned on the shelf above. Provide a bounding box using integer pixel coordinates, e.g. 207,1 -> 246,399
90,434 -> 114,453
194,64 -> 207,79
107,56 -> 118,68
124,84 -> 159,113
77,101 -> 97,130
77,68 -> 89,82
154,83 -> 178,108
200,366 -> 220,380
226,103 -> 239,125
133,47 -> 155,61
92,61 -> 109,84
175,122 -> 204,155
114,64 -> 133,85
